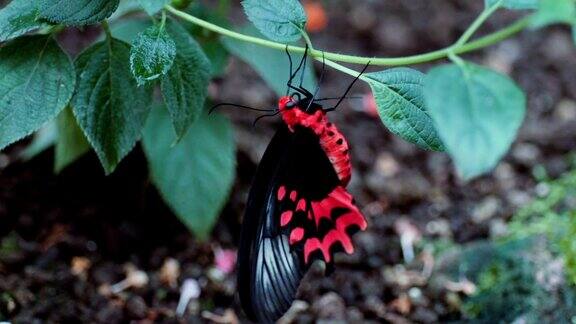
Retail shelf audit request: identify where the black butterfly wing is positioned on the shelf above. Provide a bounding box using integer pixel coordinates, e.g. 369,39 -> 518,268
237,125 -> 366,323
237,126 -> 302,323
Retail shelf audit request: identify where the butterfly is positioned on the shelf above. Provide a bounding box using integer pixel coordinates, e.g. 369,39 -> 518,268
215,47 -> 369,323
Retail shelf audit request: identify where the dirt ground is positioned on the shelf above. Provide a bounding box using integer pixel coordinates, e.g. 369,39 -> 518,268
1,0 -> 576,323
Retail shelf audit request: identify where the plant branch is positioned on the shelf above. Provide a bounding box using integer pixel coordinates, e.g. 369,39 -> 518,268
300,29 -> 314,50
101,20 -> 112,39
165,5 -> 531,67
452,0 -> 503,49
455,16 -> 531,54
160,10 -> 167,29
321,58 -> 370,82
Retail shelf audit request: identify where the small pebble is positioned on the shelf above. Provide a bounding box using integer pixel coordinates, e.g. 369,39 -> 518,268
176,278 -> 201,317
489,218 -> 508,238
159,258 -> 180,288
512,143 -> 541,165
389,293 -> 411,315
425,219 -> 451,237
554,99 -> 576,121
278,300 -> 309,324
471,197 -> 501,224
376,152 -> 400,178
408,287 -> 423,303
71,256 -> 91,278
312,292 -> 346,320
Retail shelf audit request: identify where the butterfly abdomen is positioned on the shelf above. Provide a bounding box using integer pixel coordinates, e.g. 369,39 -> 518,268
318,121 -> 352,185
298,111 -> 352,186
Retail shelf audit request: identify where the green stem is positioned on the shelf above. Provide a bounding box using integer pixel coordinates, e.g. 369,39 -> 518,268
165,5 -> 531,67
452,0 -> 503,49
456,16 -> 531,53
448,52 -> 466,69
160,10 -> 167,29
300,29 -> 314,50
38,24 -> 64,35
101,20 -> 112,39
322,58 -> 370,81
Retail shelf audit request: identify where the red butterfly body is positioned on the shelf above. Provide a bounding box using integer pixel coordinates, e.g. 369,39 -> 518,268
237,94 -> 367,323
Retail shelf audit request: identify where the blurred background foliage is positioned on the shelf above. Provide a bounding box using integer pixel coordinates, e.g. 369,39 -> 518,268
432,163 -> 576,322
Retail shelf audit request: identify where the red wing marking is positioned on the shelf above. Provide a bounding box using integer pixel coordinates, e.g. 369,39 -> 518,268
276,185 -> 367,264
303,228 -> 354,263
296,199 -> 306,211
277,186 -> 286,200
303,186 -> 366,263
290,227 -> 304,244
280,211 -> 293,226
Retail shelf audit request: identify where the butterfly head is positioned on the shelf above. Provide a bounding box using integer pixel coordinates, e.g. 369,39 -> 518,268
278,93 -> 324,129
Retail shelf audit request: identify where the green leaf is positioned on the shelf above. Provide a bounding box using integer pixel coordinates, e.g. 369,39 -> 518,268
485,0 -> 538,10
38,0 -> 120,26
19,122 -> 57,161
201,38 -> 229,77
185,4 -> 230,77
241,0 -> 307,42
366,68 -> 445,151
424,63 -> 526,180
530,0 -> 576,28
0,0 -> 48,42
130,24 -> 176,85
55,107 -> 90,173
137,0 -> 170,15
109,18 -> 152,43
143,106 -> 236,238
0,36 -> 75,150
171,0 -> 193,10
109,0 -> 142,21
223,26 -> 316,96
72,38 -> 152,174
160,19 -> 210,140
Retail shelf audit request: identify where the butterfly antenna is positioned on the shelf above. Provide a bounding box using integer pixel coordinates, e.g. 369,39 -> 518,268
314,96 -> 362,101
327,61 -> 371,112
252,111 -> 281,127
306,52 -> 325,112
285,45 -> 293,96
210,103 -> 276,114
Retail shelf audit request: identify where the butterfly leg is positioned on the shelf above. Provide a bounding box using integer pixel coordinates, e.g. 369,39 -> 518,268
306,52 -> 326,112
325,61 -> 371,112
286,45 -> 313,97
286,45 -> 307,89
298,45 -> 308,90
